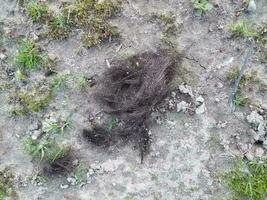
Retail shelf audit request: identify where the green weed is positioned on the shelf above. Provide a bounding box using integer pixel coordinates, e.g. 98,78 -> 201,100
42,117 -> 71,135
233,93 -> 251,107
15,69 -> 25,80
23,136 -> 70,162
108,116 -> 119,130
73,164 -> 88,185
224,159 -> 267,200
230,20 -> 259,38
24,137 -> 52,160
47,14 -> 72,40
26,1 -> 49,23
191,0 -> 213,16
15,39 -> 41,69
227,66 -> 258,88
74,75 -> 88,90
50,73 -> 70,92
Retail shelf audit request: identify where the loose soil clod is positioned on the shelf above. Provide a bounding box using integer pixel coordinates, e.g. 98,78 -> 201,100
83,49 -> 182,162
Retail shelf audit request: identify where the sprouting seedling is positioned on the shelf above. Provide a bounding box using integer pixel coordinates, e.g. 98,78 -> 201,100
191,0 -> 213,16
50,73 -> 70,92
108,116 -> 119,130
25,1 -> 49,22
15,39 -> 41,69
73,164 -> 88,185
23,137 -> 51,160
229,20 -> 259,38
42,116 -> 71,135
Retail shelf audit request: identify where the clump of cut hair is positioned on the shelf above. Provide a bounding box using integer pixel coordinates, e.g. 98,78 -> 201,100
83,49 -> 182,162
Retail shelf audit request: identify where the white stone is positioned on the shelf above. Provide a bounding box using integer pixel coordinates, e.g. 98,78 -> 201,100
176,101 -> 189,113
247,0 -> 256,12
245,152 -> 254,160
178,85 -> 194,97
31,130 -> 42,140
88,168 -> 94,176
215,98 -> 220,103
195,103 -> 206,114
0,53 -> 7,60
60,184 -> 69,189
255,147 -> 264,158
216,82 -> 224,88
196,96 -> 204,104
247,111 -> 264,128
263,140 -> 267,150
67,177 -> 76,185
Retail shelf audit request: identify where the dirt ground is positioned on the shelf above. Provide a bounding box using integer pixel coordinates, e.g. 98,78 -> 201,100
0,0 -> 267,199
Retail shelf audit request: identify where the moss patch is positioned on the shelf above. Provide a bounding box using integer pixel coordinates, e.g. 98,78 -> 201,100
9,83 -> 52,114
0,168 -> 15,200
32,0 -> 122,47
150,11 -> 181,47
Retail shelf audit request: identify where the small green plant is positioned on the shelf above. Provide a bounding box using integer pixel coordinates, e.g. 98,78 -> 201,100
191,0 -> 213,16
42,117 -> 71,135
23,136 -> 70,162
73,164 -> 88,185
15,39 -> 41,69
0,169 -> 15,200
47,14 -> 72,39
50,73 -> 70,92
74,75 -> 88,90
108,116 -> 119,130
230,20 -> 259,38
224,159 -> 267,200
15,69 -> 25,80
24,137 -> 51,160
233,93 -> 251,107
26,1 -> 49,22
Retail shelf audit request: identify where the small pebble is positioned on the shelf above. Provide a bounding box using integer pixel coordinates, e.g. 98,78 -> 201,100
0,53 -> 7,60
247,0 -> 256,12
31,130 -> 42,140
216,82 -> 224,88
67,177 -> 76,185
60,184 -> 69,189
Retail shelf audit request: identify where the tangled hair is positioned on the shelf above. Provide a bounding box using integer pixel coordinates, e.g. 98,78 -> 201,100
83,49 -> 182,162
